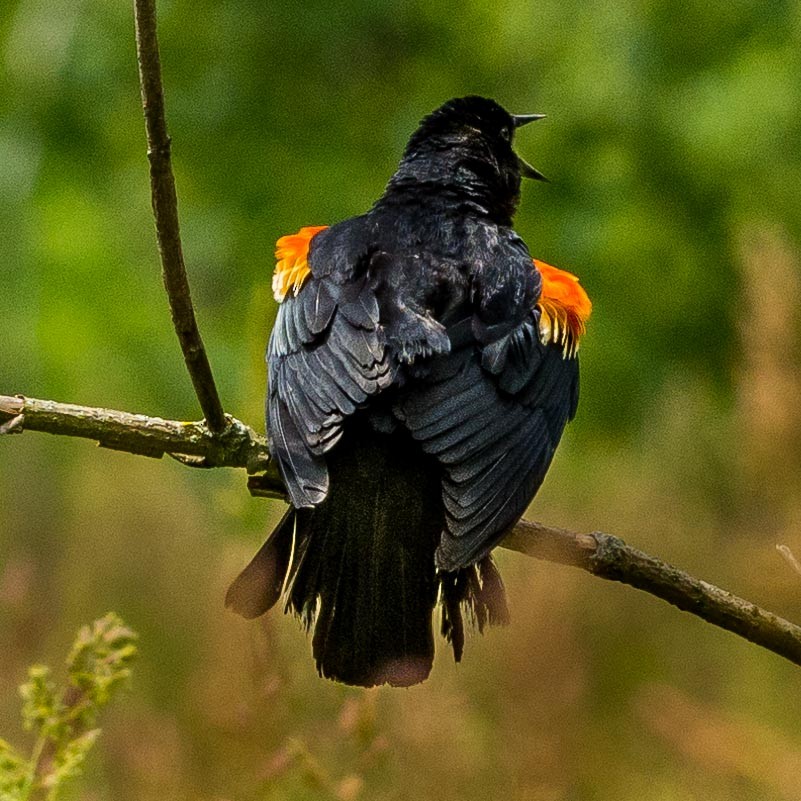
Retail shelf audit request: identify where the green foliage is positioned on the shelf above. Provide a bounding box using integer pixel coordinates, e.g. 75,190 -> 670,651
0,614 -> 137,801
18,668 -> 58,740
66,615 -> 138,711
0,738 -> 28,800
2,0 -> 799,433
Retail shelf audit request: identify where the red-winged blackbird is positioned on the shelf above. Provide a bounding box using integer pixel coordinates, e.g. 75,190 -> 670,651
227,96 -> 591,687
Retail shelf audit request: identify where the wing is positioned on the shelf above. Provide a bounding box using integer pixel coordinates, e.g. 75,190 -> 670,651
396,315 -> 578,570
267,225 -> 451,508
396,257 -> 590,571
268,269 -> 394,507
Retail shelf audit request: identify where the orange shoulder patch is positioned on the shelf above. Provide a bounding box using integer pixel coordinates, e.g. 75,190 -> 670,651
533,259 -> 592,358
272,226 -> 329,302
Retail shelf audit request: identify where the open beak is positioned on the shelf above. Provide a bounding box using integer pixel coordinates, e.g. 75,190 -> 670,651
512,113 -> 548,182
518,156 -> 549,182
512,113 -> 546,128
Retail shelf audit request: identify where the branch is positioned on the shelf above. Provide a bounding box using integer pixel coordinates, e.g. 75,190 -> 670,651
504,521 -> 801,667
133,0 -> 227,432
4,392 -> 801,670
0,394 -> 281,489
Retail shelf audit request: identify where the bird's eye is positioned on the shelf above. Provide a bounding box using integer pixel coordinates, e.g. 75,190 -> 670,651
500,127 -> 512,142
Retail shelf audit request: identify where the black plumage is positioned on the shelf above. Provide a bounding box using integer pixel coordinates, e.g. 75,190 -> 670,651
227,96 -> 583,687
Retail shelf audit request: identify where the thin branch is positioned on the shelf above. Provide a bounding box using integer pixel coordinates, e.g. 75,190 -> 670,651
4,392 -> 801,670
0,394 -> 280,486
504,521 -> 801,667
133,0 -> 227,432
777,544 -> 801,578
0,413 -> 25,434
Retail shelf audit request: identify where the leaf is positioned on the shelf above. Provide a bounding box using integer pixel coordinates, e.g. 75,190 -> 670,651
66,613 -> 138,712
0,737 -> 28,801
18,666 -> 62,739
42,729 -> 101,801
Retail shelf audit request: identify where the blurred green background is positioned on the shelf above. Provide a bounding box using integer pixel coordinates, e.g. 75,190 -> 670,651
2,0 -> 801,798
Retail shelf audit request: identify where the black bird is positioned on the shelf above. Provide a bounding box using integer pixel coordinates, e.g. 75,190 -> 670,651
227,96 -> 591,687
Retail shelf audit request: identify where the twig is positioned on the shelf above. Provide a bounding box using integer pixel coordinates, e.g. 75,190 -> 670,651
777,544 -> 801,578
132,0 -> 227,432
0,413 -> 24,434
4,391 -> 801,670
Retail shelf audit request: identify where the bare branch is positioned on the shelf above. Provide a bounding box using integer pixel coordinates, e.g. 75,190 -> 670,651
132,0 -> 227,432
505,521 -> 801,667
0,394 -> 279,483
4,391 -> 801,669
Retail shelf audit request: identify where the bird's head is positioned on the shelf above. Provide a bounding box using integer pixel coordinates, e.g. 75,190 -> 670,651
386,96 -> 547,224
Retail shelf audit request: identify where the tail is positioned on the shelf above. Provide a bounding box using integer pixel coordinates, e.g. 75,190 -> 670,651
291,422 -> 443,686
227,421 -> 509,687
225,507 -> 295,620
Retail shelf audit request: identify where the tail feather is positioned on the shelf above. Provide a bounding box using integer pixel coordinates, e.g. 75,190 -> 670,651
440,556 -> 510,661
228,419 -> 510,686
225,508 -> 294,619
289,422 -> 442,687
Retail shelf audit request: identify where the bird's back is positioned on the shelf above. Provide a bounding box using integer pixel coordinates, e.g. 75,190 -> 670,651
228,96 -> 590,687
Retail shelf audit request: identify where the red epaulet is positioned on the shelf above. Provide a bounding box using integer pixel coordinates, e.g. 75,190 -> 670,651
272,226 -> 329,302
533,259 -> 592,358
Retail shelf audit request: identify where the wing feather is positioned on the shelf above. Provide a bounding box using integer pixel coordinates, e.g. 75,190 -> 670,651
269,223 -> 585,553
396,310 -> 579,570
268,240 -> 424,508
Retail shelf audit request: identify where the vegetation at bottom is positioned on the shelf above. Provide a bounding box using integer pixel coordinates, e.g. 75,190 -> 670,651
0,614 -> 137,801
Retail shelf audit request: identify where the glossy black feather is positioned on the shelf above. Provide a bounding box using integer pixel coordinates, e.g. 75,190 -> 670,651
288,421 -> 443,687
232,96 -> 583,686
394,319 -> 578,570
225,508 -> 294,619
